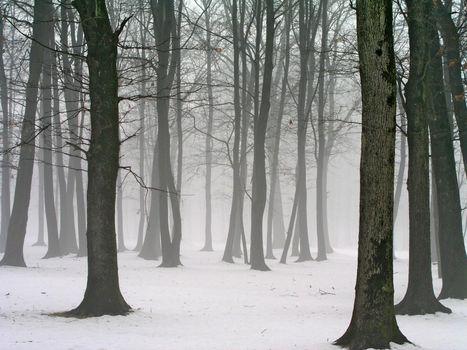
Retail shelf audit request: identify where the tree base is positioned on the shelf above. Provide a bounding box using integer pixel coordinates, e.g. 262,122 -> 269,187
42,251 -> 62,259
295,255 -> 313,262
200,246 -> 214,252
32,241 -> 46,247
0,255 -> 26,267
56,298 -> 131,318
335,322 -> 409,350
138,250 -> 160,261
265,253 -> 276,260
395,294 -> 451,315
250,260 -> 271,271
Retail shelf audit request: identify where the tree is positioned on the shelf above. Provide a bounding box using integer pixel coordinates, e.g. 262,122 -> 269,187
65,0 -> 131,316
395,0 -> 450,315
0,10 -> 11,254
152,0 -> 182,267
427,22 -> 467,300
249,0 -> 274,271
335,0 -> 409,347
0,0 -> 50,267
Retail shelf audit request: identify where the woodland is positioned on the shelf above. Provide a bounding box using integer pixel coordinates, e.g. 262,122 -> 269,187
0,0 -> 466,349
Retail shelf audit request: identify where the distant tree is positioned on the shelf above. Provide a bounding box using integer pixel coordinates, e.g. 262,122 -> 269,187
335,0 -> 409,348
151,0 -> 182,267
0,10 -> 11,254
66,0 -> 131,316
0,0 -> 50,267
249,0 -> 274,271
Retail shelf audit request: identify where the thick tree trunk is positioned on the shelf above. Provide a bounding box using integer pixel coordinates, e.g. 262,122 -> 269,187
428,28 -> 467,300
395,0 -> 450,315
0,0 -> 49,267
66,0 -> 131,316
335,0 -> 409,347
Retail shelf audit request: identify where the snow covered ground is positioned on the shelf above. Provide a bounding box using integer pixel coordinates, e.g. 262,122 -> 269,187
1,243 -> 466,350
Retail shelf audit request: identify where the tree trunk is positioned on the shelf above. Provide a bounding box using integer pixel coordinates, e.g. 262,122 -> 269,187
116,171 -> 126,252
427,26 -> 467,300
139,139 -> 162,260
41,22 -> 61,259
250,0 -> 274,271
434,1 -> 467,175
222,0 -> 242,264
395,0 -> 450,315
202,0 -> 214,252
0,0 -> 49,267
316,0 -> 330,261
0,11 -> 11,253
152,0 -> 182,268
66,0 -> 131,316
335,0 -> 409,347
266,1 -> 291,257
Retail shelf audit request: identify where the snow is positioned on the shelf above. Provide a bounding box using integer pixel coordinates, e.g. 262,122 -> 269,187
1,244 -> 466,350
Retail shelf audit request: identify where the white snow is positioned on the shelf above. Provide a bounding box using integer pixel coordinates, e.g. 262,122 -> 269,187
1,244 -> 466,350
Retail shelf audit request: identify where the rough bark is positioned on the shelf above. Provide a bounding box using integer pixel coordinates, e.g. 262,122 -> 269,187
335,0 -> 409,347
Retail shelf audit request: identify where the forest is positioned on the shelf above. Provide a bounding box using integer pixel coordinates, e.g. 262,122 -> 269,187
0,0 -> 466,349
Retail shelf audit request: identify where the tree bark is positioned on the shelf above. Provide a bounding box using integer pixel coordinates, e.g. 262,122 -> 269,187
395,0 -> 450,315
335,0 -> 409,347
66,0 -> 131,316
427,26 -> 467,300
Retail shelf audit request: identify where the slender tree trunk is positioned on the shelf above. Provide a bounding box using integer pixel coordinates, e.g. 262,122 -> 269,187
0,0 -> 49,267
66,0 -> 131,316
266,0 -> 291,258
116,171 -> 126,252
201,0 -> 214,252
222,0 -> 242,264
36,140 -> 46,247
0,11 -> 11,253
139,139 -> 162,260
316,0 -> 330,261
41,23 -> 61,258
250,0 -> 274,271
335,0 -> 409,347
152,0 -> 182,267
